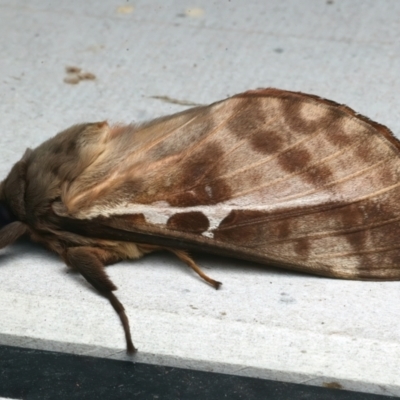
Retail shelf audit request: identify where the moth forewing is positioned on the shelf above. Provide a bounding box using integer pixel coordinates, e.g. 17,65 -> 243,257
1,88 -> 400,353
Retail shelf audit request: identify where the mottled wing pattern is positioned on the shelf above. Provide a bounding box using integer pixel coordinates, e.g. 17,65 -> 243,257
57,89 -> 400,279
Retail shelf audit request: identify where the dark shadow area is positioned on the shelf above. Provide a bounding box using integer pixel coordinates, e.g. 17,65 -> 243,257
192,251 -> 321,280
5,235 -> 323,282
0,345 -> 397,400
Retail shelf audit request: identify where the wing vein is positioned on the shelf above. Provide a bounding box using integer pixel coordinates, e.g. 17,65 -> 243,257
215,182 -> 400,232
233,158 -> 391,203
313,244 -> 400,259
128,112 -> 203,154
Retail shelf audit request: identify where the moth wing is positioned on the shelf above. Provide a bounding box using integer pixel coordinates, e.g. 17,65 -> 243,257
57,89 -> 400,280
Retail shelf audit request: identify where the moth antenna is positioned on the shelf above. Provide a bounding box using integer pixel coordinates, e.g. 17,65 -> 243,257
65,247 -> 137,354
0,221 -> 28,249
169,249 -> 222,289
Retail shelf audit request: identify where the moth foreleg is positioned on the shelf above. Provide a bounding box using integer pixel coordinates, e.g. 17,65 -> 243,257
168,249 -> 222,289
65,246 -> 136,354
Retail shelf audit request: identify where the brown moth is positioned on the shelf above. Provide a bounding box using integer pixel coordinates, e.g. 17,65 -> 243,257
1,88 -> 399,353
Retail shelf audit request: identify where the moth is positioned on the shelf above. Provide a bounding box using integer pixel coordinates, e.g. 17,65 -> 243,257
1,88 -> 399,353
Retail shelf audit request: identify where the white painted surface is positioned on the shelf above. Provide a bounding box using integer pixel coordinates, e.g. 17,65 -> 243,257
0,397 -> 21,400
1,0 -> 400,397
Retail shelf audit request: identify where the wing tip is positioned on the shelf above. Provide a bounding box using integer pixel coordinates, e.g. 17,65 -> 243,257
234,88 -> 400,151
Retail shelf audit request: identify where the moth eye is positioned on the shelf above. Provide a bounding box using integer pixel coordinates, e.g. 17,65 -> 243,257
0,202 -> 17,227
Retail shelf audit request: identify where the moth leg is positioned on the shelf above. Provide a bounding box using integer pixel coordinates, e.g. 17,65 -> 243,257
0,221 -> 28,249
168,249 -> 222,290
64,246 -> 136,354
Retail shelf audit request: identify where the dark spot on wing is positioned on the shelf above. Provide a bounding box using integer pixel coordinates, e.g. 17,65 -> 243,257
227,99 -> 286,154
273,219 -> 291,239
278,145 -> 334,186
279,147 -> 311,173
227,99 -> 265,139
167,142 -> 231,206
294,237 -> 310,259
167,211 -> 209,233
344,229 -> 368,253
303,164 -> 333,185
214,210 -> 267,244
378,162 -> 399,187
353,141 -> 375,163
180,143 -> 220,185
250,129 -> 284,154
324,119 -> 353,147
326,202 -> 375,230
281,98 -> 342,137
280,98 -> 317,133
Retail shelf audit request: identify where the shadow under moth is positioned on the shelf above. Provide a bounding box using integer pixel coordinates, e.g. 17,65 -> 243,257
1,88 -> 399,353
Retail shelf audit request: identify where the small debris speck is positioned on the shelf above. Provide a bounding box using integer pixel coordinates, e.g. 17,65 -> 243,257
66,66 -> 81,74
323,382 -> 343,390
116,5 -> 134,14
78,72 -> 96,80
63,76 -> 80,85
63,66 -> 96,85
185,8 -> 205,17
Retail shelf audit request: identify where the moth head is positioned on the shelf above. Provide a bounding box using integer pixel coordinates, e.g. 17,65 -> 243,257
0,151 -> 30,247
0,149 -> 31,226
0,187 -> 17,228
